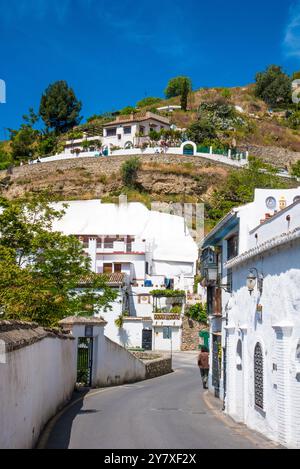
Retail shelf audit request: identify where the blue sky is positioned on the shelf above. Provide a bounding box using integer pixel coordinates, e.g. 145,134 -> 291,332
0,0 -> 300,138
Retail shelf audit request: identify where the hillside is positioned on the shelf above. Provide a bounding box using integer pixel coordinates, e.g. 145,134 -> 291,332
68,84 -> 300,167
0,153 -> 297,233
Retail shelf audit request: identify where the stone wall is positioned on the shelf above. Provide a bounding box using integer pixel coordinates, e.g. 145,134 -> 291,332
239,144 -> 300,167
131,351 -> 172,379
181,316 -> 208,351
144,355 -> 173,380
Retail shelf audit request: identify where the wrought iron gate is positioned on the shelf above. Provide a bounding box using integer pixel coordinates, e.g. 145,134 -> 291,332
77,337 -> 93,386
254,343 -> 264,409
212,334 -> 221,398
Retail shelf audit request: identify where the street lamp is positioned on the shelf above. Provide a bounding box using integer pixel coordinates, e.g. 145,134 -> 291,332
247,268 -> 264,296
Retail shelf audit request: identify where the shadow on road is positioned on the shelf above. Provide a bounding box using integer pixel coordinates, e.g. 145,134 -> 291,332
44,389 -> 90,449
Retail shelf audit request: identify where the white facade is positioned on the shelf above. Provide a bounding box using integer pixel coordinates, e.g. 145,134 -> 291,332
52,200 -> 198,351
102,112 -> 171,149
202,187 -> 300,447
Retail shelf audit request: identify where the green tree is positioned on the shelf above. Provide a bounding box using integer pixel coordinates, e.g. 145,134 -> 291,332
165,76 -> 192,99
137,97 -> 162,108
0,195 -> 117,326
255,65 -> 291,108
121,157 -> 141,188
180,78 -> 190,111
39,81 -> 82,134
186,119 -> 217,144
9,125 -> 39,161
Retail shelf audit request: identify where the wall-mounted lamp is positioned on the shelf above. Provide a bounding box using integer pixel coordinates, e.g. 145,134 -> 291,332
247,268 -> 264,296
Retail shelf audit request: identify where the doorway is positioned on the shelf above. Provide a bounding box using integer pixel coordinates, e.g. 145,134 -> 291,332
77,337 -> 94,386
142,329 -> 153,351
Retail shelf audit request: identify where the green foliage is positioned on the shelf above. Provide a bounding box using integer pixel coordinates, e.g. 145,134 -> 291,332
150,289 -> 186,298
10,125 -> 39,161
0,195 -> 117,326
186,303 -> 208,323
38,133 -> 57,156
39,81 -> 82,134
137,97 -> 162,108
292,71 -> 300,81
287,110 -> 300,129
255,65 -> 291,108
165,76 -> 192,99
220,88 -> 232,99
121,157 -> 141,188
180,78 -> 190,111
187,119 -> 218,145
115,314 -> 124,329
120,106 -> 137,116
291,160 -> 300,177
170,305 -> 182,315
206,158 -> 290,224
0,142 -> 12,169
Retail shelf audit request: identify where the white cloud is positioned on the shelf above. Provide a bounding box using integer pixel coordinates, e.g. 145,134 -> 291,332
284,2 -> 300,57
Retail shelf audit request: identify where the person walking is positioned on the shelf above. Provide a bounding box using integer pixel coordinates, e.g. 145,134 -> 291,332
198,346 -> 209,389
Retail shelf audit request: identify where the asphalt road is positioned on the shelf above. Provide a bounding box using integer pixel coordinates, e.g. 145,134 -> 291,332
45,352 -> 274,449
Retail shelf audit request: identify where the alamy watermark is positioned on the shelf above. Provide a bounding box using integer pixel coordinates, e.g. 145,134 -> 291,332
292,79 -> 300,104
0,79 -> 6,104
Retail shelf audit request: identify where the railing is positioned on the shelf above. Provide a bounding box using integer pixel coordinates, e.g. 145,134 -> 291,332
154,314 -> 181,321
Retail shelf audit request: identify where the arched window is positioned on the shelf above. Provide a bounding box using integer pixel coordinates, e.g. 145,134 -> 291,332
254,343 -> 264,409
236,340 -> 242,370
296,340 -> 300,362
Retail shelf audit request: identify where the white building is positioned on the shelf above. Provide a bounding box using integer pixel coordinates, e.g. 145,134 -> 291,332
201,187 -> 300,447
102,111 -> 171,149
52,200 -> 198,352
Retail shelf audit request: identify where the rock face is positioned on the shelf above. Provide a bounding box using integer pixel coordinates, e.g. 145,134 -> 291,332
0,154 -> 229,200
239,144 -> 300,168
181,316 -> 208,351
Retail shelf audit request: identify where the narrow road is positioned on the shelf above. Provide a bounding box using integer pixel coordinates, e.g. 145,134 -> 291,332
45,352 -> 274,449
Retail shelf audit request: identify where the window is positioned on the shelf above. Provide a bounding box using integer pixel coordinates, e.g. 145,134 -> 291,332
114,263 -> 122,273
124,126 -> 131,135
103,263 -> 113,274
118,134 -> 121,140
254,343 -> 264,409
145,262 -> 149,275
139,126 -> 145,136
106,128 -> 117,137
227,234 -> 239,260
296,340 -> 300,361
163,327 -> 172,339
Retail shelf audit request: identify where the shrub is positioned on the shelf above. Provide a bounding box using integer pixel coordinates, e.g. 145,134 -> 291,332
121,157 -> 141,187
186,303 -> 208,323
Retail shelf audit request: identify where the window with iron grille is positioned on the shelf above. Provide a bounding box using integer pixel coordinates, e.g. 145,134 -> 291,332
254,343 -> 264,409
227,268 -> 233,293
124,126 -> 132,134
107,128 -> 117,137
227,234 -> 239,260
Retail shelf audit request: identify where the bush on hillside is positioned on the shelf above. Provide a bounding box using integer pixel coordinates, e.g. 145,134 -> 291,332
121,157 -> 141,187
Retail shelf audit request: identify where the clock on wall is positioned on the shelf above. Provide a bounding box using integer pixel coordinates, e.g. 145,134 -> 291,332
265,197 -> 276,210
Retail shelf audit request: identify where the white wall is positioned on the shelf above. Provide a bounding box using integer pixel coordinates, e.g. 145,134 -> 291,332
153,326 -> 181,351
225,238 -> 300,448
0,336 -> 76,449
69,324 -> 146,387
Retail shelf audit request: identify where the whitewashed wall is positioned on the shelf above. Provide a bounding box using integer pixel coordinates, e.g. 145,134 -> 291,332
225,238 -> 300,448
0,335 -> 76,449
